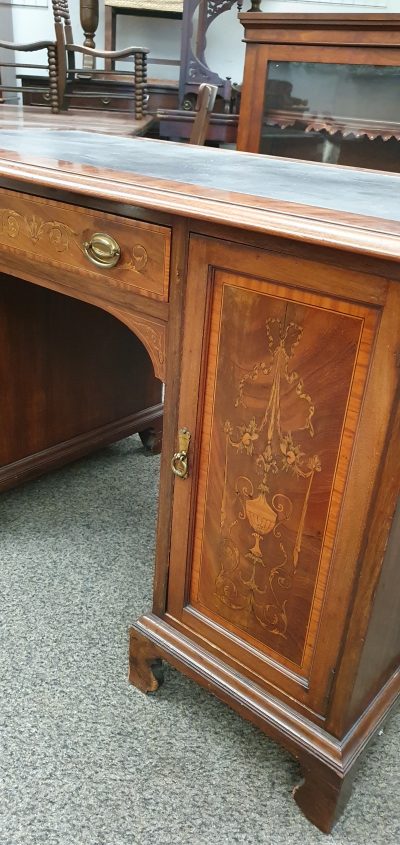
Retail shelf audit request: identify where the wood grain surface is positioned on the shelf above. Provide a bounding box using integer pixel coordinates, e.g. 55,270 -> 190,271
1,125 -> 399,833
0,132 -> 399,263
0,187 -> 171,301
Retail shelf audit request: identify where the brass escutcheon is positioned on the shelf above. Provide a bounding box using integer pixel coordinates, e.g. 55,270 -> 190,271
83,232 -> 121,269
171,427 -> 191,479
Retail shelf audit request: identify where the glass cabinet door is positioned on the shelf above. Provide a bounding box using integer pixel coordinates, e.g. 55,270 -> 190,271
260,62 -> 400,172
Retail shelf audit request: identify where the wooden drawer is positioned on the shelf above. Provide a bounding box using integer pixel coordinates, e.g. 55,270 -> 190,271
0,189 -> 170,301
19,76 -> 180,114
22,88 -> 139,113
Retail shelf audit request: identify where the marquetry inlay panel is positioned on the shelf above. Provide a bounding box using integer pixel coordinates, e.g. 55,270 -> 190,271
189,270 -> 379,676
0,189 -> 171,301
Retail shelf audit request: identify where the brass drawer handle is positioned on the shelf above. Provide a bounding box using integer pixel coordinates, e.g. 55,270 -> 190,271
83,232 -> 121,269
171,428 -> 191,479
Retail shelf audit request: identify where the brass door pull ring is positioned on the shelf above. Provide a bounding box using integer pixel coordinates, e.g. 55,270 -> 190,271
171,428 -> 191,479
83,232 -> 121,268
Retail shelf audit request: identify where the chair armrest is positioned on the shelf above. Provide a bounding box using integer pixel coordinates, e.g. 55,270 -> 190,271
65,44 -> 149,59
0,39 -> 55,51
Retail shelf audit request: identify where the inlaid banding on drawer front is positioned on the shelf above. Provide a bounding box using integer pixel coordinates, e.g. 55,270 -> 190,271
0,189 -> 171,301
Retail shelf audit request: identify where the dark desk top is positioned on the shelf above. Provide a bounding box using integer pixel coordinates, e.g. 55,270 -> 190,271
0,129 -> 399,222
0,129 -> 399,261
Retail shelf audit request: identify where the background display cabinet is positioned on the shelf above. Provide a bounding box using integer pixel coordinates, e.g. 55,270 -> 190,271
237,13 -> 400,172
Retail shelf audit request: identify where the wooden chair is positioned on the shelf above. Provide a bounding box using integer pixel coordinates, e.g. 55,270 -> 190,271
51,0 -> 149,119
157,82 -> 218,146
189,83 -> 218,145
0,38 -> 59,112
104,0 -> 183,76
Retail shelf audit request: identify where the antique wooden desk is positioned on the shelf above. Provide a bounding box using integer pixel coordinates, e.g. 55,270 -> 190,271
0,132 -> 399,832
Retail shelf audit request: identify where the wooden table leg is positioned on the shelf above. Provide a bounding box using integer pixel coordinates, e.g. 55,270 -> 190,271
293,762 -> 356,834
104,6 -> 117,71
80,0 -> 99,70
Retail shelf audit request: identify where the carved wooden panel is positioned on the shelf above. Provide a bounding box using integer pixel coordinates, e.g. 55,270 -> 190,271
109,306 -> 166,382
0,189 -> 170,301
179,0 -> 239,108
188,268 -> 379,677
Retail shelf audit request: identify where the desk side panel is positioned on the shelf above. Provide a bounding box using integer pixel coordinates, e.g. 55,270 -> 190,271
345,493 -> 400,728
0,273 -> 162,487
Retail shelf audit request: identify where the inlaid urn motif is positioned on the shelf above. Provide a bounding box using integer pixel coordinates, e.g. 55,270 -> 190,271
245,492 -> 277,557
216,316 -> 321,638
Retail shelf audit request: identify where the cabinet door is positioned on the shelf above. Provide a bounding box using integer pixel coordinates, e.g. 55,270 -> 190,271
166,235 -> 399,717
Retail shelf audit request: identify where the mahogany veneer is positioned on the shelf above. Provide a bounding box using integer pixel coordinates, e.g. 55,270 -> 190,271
0,131 -> 399,832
